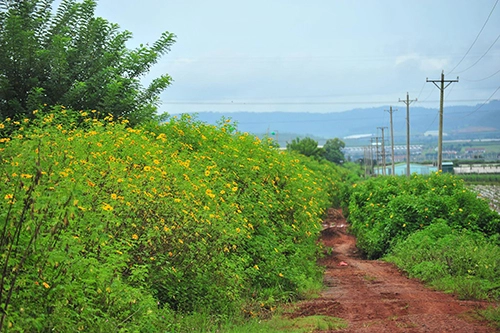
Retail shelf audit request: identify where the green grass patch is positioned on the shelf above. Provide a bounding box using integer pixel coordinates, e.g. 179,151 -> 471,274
458,174 -> 500,185
479,306 -> 500,330
221,315 -> 348,333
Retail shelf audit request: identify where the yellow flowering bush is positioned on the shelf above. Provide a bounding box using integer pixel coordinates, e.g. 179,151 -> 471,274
0,107 -> 345,330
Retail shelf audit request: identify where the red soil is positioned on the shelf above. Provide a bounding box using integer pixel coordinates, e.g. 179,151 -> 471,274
289,208 -> 498,332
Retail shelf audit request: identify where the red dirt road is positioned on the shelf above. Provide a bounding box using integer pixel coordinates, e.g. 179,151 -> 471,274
291,209 -> 498,332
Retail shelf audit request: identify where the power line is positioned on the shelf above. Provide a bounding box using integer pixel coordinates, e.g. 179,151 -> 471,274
162,98 -> 485,106
454,32 -> 500,74
463,85 -> 500,118
415,82 -> 427,100
444,83 -> 456,101
448,0 -> 499,74
179,108 -> 499,126
422,111 -> 439,134
462,67 -> 500,82
415,87 -> 435,105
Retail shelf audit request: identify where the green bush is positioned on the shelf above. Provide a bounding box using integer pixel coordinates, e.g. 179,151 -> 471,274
0,108 -> 343,331
348,173 -> 500,258
385,222 -> 500,300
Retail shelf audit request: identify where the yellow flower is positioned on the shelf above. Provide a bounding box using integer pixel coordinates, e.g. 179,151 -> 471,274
42,282 -> 50,289
254,265 -> 259,270
110,193 -> 117,200
132,234 -> 139,240
143,166 -> 151,172
102,203 -> 113,211
279,273 -> 284,277
4,194 -> 13,200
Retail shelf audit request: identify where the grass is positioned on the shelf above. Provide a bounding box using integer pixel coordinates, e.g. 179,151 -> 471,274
457,174 -> 500,185
221,315 -> 348,333
479,306 -> 500,330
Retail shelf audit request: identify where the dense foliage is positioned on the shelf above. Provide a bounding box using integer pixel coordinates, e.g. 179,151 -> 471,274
286,137 -> 324,160
348,173 -> 500,259
0,0 -> 174,125
0,108 -> 346,331
286,137 -> 346,165
385,222 -> 500,300
323,138 -> 345,164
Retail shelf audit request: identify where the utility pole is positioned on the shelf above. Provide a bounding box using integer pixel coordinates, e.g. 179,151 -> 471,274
363,147 -> 368,177
370,137 -> 375,176
399,93 -> 417,178
378,127 -> 388,175
426,71 -> 458,171
384,107 -> 397,176
375,136 -> 380,175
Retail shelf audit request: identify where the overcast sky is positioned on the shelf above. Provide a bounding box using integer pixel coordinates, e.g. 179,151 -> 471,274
93,0 -> 500,115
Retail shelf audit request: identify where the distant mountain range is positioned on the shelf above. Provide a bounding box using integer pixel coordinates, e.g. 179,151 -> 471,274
172,100 -> 500,145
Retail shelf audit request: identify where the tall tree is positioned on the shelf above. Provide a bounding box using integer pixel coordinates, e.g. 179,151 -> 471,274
323,138 -> 345,164
286,137 -> 325,160
0,0 -> 175,124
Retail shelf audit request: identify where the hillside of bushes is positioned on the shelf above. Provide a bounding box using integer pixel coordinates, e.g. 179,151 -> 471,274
0,107 -> 348,331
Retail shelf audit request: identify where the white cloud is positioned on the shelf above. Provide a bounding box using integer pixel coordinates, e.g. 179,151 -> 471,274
395,53 -> 449,72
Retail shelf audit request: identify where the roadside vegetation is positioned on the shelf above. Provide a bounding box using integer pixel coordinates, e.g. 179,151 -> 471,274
0,108 -> 350,331
1,1 -> 499,331
348,173 -> 500,328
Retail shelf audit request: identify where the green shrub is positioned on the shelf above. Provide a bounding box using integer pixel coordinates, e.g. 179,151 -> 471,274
0,107 -> 343,330
348,173 -> 500,258
385,222 -> 500,300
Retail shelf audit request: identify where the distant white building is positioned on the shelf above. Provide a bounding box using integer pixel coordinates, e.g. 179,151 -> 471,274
424,130 -> 448,137
343,134 -> 373,140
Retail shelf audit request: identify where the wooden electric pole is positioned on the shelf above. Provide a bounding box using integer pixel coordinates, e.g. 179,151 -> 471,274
399,93 -> 417,178
377,128 -> 387,175
426,71 -> 458,171
370,137 -> 376,176
384,107 -> 397,176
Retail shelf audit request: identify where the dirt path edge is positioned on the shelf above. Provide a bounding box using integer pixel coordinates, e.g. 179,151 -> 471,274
289,208 -> 498,333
